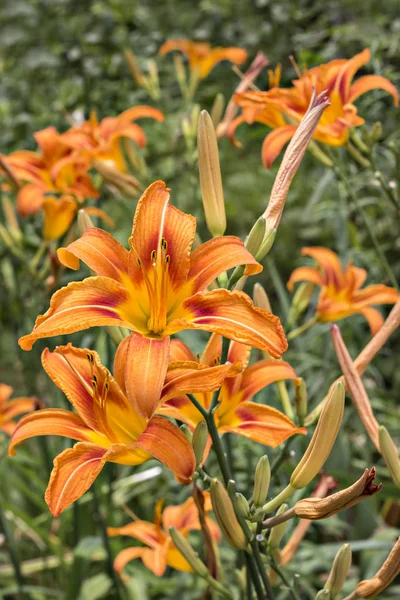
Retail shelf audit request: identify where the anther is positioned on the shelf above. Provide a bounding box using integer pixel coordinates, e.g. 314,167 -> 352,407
151,249 -> 157,264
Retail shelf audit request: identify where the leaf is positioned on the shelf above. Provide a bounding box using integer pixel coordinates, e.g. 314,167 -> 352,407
78,574 -> 112,600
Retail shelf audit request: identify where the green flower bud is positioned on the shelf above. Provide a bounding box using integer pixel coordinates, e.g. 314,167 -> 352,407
253,455 -> 271,508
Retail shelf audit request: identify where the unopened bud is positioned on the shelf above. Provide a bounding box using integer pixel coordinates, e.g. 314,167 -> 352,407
294,468 -> 381,520
268,503 -> 289,549
234,493 -> 251,518
287,281 -> 315,326
124,49 -> 147,87
325,543 -> 352,597
255,228 -> 276,261
173,54 -> 187,91
356,537 -> 400,598
294,378 -> 307,424
245,217 -> 266,258
1,197 -> 21,242
253,455 -> 271,508
379,426 -> 400,487
253,283 -> 272,313
77,209 -> 95,234
371,121 -> 382,143
192,421 -> 208,466
169,526 -> 209,578
197,110 -> 226,237
315,591 -> 330,599
180,424 -> 193,443
290,381 -> 345,490
210,479 -> 247,549
210,93 -> 225,127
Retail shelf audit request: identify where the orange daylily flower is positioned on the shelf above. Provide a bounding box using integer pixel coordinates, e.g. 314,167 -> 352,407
60,106 -> 164,173
9,333 -> 241,516
231,49 -> 398,167
0,383 -> 37,436
108,494 -> 220,578
159,334 -> 306,447
159,39 -> 247,79
19,180 -> 287,358
288,247 -> 399,335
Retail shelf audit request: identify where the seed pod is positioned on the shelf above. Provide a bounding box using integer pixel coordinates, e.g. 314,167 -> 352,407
379,426 -> 400,487
192,421 -> 208,466
253,455 -> 271,508
325,543 -> 352,597
197,110 -> 226,237
210,479 -> 247,549
290,381 -> 344,490
169,526 -> 209,578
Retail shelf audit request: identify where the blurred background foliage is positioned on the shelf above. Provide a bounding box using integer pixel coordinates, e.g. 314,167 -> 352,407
1,0 -> 400,598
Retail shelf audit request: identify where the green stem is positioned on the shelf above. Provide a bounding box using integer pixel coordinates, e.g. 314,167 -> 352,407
269,559 -> 301,600
287,315 -> 318,340
206,413 -> 232,484
276,381 -> 294,420
250,539 -> 275,599
263,484 -> 295,514
271,437 -> 295,476
262,507 -> 296,529
245,553 -> 265,600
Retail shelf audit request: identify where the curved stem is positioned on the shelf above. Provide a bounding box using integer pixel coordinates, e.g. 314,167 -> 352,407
263,484 -> 295,514
287,315 -> 318,340
269,558 -> 301,600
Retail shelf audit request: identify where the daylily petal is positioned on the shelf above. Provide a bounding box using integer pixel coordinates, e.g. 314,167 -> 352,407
262,125 -> 297,169
301,247 -> 345,288
239,360 -> 298,403
168,288 -> 287,358
162,360 -> 242,403
8,409 -> 104,456
188,236 -> 262,293
116,106 -> 165,127
57,228 -> 129,281
169,339 -> 196,362
166,547 -> 193,572
113,547 -> 147,579
114,333 -> 170,419
345,265 -> 367,291
130,180 -> 196,288
0,384 -> 13,406
18,277 -> 138,351
42,195 -> 77,241
84,207 -> 115,228
201,332 -> 222,367
158,395 -> 204,429
142,544 -> 169,576
359,307 -> 384,335
16,183 -> 45,216
135,416 -> 196,484
287,266 -> 324,291
45,442 -> 109,516
2,398 -> 37,421
349,74 -> 399,106
220,401 -> 306,447
336,48 -> 370,99
352,284 -> 399,307
108,521 -> 161,548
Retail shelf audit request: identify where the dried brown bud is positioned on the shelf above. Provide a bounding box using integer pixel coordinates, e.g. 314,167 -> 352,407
294,468 -> 381,520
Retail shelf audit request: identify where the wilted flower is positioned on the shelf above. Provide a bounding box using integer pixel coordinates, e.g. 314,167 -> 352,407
288,247 -> 398,334
108,494 -> 220,578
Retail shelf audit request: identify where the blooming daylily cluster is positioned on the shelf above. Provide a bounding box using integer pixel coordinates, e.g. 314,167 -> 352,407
288,247 -> 398,334
228,49 -> 399,168
0,106 -> 163,240
108,494 -> 220,577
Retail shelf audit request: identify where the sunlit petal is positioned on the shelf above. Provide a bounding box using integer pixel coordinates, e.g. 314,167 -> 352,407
261,125 -> 297,169
240,360 -> 298,403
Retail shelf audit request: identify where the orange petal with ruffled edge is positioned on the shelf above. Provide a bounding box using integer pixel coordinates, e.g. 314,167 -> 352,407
220,401 -> 306,447
262,125 -> 297,169
18,276 -> 143,351
287,266 -> 324,292
57,228 -> 130,281
239,360 -> 298,403
8,409 -> 105,456
130,180 -> 196,288
114,333 -> 170,419
301,247 -> 345,289
188,236 -> 262,294
42,195 -> 77,241
349,74 -> 399,106
45,442 -> 109,516
167,288 -> 287,358
135,416 -> 195,484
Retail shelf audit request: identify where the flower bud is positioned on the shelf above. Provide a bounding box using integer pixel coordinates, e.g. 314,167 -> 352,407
253,283 -> 272,313
356,537 -> 400,598
93,159 -> 141,195
287,281 -> 315,327
294,378 -> 307,424
180,423 -> 193,443
77,208 -> 95,235
197,110 -> 226,237
379,426 -> 400,487
315,590 -> 330,599
290,381 -> 345,490
253,455 -> 271,508
325,543 -> 352,597
255,228 -> 276,261
124,49 -> 147,87
234,493 -> 251,519
245,217 -> 266,258
371,121 -> 383,143
211,93 -> 225,127
192,421 -> 208,466
268,503 -> 289,549
210,479 -> 247,549
294,468 -> 381,520
169,526 -> 209,578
